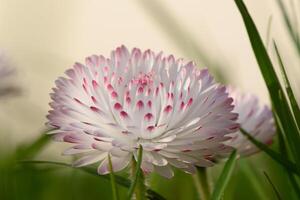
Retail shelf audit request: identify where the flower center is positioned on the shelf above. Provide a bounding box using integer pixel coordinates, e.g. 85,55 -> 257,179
132,71 -> 154,87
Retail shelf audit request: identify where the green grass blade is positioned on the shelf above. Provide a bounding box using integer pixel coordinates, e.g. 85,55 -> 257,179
275,0 -> 300,55
18,160 -> 166,200
265,15 -> 273,49
127,145 -> 145,200
17,130 -> 52,159
108,155 -> 119,200
234,0 -> 276,84
273,41 -> 300,127
263,171 -> 282,200
276,119 -> 300,198
240,128 -> 299,175
286,173 -> 300,198
234,0 -> 300,172
211,150 -> 237,200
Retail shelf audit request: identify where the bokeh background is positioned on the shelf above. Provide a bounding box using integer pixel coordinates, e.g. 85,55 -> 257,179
0,0 -> 299,199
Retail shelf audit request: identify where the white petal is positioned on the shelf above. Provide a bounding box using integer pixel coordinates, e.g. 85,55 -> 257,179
182,164 -> 197,174
97,155 -> 131,174
154,165 -> 174,179
151,153 -> 168,166
141,161 -> 154,173
73,153 -> 106,167
63,144 -> 93,155
166,158 -> 188,168
195,159 -> 215,167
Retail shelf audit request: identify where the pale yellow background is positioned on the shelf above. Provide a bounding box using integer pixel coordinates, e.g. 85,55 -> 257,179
0,0 -> 299,152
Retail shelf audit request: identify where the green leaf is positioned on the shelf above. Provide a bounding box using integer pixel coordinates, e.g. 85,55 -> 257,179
273,41 -> 300,128
234,0 -> 300,172
240,128 -> 299,176
108,155 -> 119,200
18,160 -> 165,200
127,145 -> 145,200
211,150 -> 237,200
263,171 -> 282,200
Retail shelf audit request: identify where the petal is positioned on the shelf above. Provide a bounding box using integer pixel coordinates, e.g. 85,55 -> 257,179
195,158 -> 215,167
182,164 -> 197,174
63,144 -> 93,155
151,153 -> 168,166
97,155 -> 131,174
73,153 -> 106,167
154,165 -> 174,179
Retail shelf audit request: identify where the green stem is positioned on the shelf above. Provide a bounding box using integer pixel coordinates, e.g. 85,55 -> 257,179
108,154 -> 119,200
127,145 -> 145,200
193,167 -> 210,200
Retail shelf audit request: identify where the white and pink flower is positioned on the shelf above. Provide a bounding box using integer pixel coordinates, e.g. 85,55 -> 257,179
226,88 -> 275,156
47,46 -> 238,178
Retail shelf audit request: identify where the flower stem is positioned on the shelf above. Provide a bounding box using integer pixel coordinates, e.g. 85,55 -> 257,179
133,164 -> 145,200
108,154 -> 119,200
127,145 -> 145,200
193,167 -> 210,200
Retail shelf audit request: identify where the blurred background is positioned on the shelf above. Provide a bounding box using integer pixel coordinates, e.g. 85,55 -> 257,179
0,0 -> 299,199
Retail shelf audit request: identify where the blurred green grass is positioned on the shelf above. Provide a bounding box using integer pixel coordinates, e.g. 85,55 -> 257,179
0,136 -> 297,200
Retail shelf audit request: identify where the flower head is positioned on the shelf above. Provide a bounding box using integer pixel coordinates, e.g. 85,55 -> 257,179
226,87 -> 275,156
47,46 -> 238,178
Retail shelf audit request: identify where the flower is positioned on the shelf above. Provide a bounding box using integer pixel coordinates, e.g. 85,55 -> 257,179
47,46 -> 238,178
225,87 -> 275,156
0,52 -> 18,97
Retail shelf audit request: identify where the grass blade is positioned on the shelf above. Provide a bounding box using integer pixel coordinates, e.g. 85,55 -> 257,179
286,173 -> 300,198
273,41 -> 300,127
211,150 -> 237,200
127,145 -> 145,200
240,128 -> 299,175
234,0 -> 300,172
18,160 -> 166,200
16,130 -> 52,159
108,155 -> 119,200
263,171 -> 282,200
265,15 -> 273,49
276,118 -> 300,198
275,0 -> 300,55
